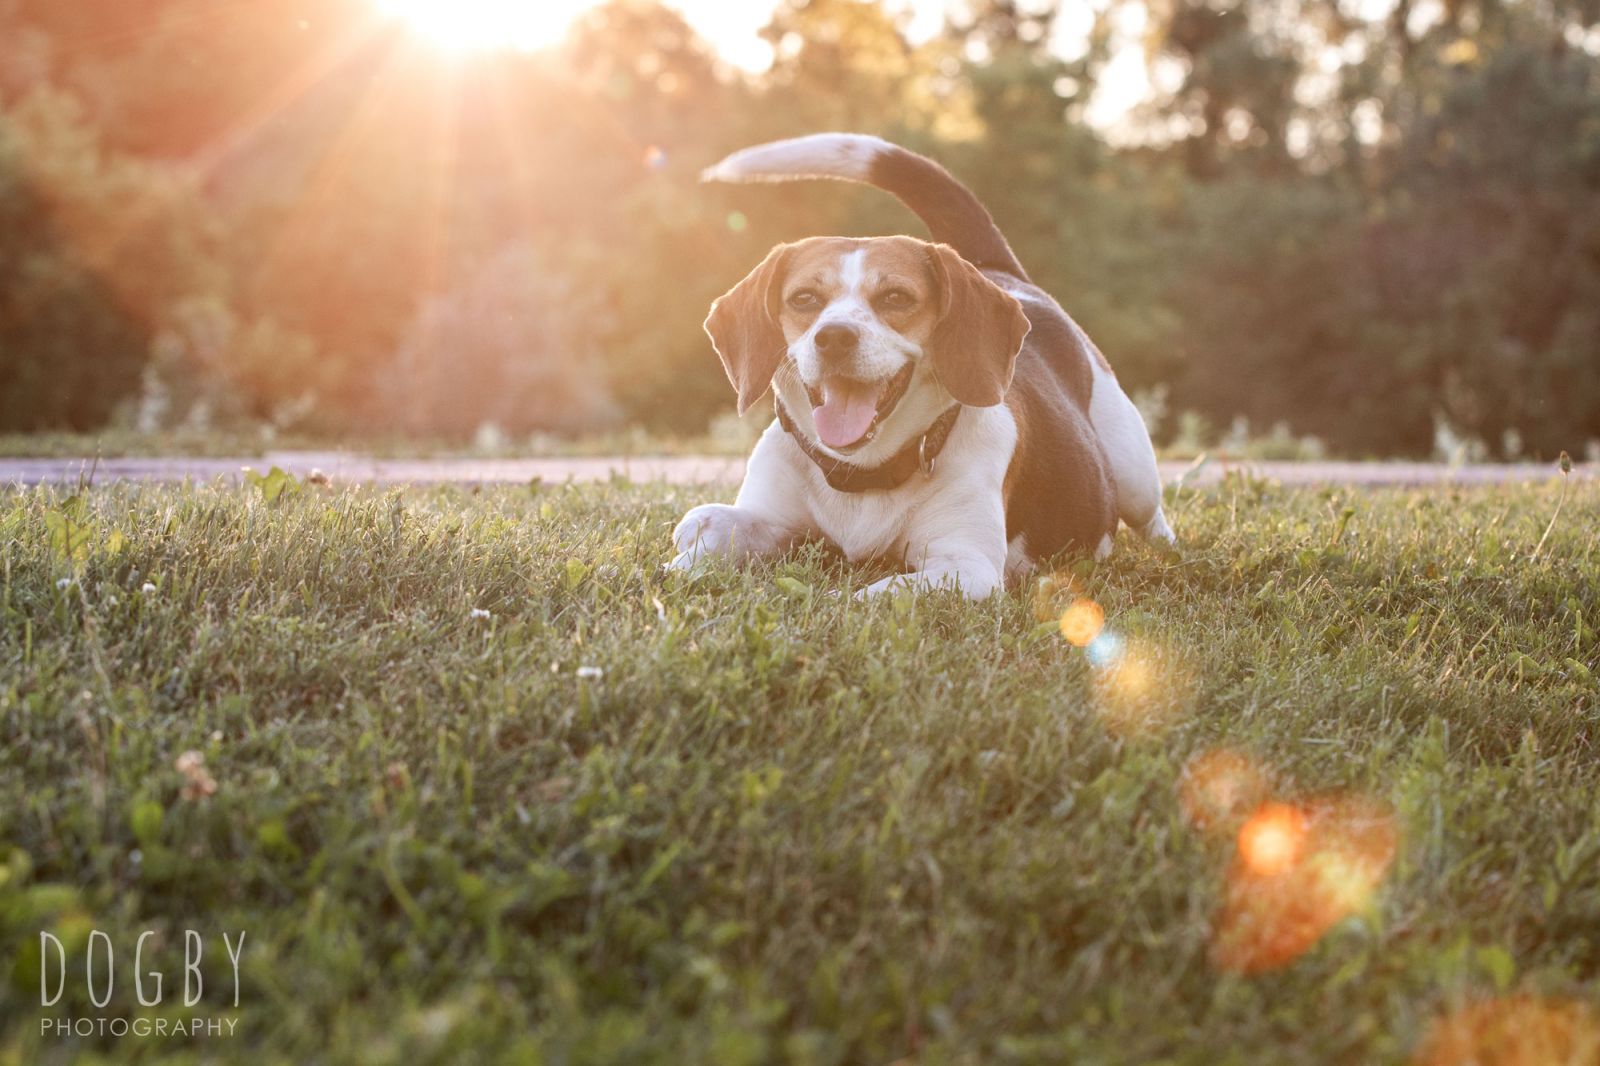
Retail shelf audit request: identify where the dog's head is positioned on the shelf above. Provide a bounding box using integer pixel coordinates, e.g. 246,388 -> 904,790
705,236 -> 1030,454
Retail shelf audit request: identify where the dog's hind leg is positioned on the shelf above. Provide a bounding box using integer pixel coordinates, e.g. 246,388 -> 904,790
1139,508 -> 1176,545
1088,368 -> 1176,546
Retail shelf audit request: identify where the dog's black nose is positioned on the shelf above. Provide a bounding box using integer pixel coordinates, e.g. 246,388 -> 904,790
814,324 -> 859,363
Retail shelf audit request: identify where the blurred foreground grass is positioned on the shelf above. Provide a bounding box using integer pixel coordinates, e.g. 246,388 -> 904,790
1,473 -> 1597,1063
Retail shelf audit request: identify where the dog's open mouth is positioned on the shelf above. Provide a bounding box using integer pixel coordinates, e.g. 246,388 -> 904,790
805,363 -> 915,452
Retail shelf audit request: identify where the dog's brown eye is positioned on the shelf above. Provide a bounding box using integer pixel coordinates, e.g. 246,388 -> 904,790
876,289 -> 916,311
786,290 -> 821,311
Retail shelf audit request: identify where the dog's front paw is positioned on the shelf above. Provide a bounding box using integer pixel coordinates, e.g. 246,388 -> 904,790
670,503 -> 740,569
671,503 -> 731,552
670,503 -> 798,573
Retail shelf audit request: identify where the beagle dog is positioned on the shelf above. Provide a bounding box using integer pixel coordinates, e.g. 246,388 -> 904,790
670,134 -> 1174,598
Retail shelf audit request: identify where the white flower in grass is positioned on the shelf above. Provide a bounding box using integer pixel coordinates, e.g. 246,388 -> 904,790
576,665 -> 604,680
470,607 -> 492,620
56,577 -> 74,590
175,749 -> 217,801
141,582 -> 157,595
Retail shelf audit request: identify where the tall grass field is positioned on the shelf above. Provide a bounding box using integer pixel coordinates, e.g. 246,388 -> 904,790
2,473 -> 1597,1064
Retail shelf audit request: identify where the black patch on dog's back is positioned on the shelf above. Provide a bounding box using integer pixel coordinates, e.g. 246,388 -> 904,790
992,272 -> 1117,559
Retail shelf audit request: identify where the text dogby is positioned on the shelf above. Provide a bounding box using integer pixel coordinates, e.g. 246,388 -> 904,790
39,930 -> 245,1008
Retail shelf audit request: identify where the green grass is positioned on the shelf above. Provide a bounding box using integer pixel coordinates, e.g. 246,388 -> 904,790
1,473 -> 1597,1064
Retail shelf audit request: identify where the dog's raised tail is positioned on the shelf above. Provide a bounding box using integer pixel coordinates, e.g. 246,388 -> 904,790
702,133 -> 1027,279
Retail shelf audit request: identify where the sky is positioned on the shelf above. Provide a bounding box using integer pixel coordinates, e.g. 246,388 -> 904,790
372,0 -> 1159,128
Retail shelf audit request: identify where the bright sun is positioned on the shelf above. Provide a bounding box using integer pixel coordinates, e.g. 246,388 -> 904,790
373,0 -> 598,53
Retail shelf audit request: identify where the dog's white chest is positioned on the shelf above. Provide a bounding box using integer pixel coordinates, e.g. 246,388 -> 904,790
808,479 -> 931,563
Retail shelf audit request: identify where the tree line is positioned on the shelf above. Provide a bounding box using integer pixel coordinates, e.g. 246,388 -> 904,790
1,0 -> 1596,457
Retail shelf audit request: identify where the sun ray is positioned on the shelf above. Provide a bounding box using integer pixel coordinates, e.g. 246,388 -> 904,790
415,57 -> 464,353
187,14 -> 394,179
250,36 -> 422,303
33,0 -> 256,62
6,5 -> 428,350
485,65 -> 556,242
372,0 -> 599,53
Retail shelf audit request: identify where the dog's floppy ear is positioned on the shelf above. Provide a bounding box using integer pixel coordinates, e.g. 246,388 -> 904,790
704,244 -> 793,414
925,244 -> 1030,407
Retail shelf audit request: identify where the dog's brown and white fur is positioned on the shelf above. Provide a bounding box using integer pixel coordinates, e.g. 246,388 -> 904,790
670,134 -> 1174,598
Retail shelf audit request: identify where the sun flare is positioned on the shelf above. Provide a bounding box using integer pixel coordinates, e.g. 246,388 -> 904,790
373,0 -> 598,53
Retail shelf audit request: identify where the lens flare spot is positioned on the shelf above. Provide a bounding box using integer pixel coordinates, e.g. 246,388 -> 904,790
726,211 -> 748,232
1413,996 -> 1600,1066
1088,639 -> 1192,737
1239,802 -> 1307,877
1212,794 -> 1398,974
643,145 -> 667,170
1031,571 -> 1080,623
1084,629 -> 1124,668
1059,599 -> 1105,647
1102,653 -> 1153,697
1180,750 -> 1273,836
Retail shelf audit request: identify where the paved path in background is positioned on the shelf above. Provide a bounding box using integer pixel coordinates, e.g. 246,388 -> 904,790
0,453 -> 1589,489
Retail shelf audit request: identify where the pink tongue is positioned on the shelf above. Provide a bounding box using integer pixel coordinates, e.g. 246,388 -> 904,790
812,380 -> 882,449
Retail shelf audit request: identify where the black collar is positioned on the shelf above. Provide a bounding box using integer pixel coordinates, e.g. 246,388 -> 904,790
775,398 -> 961,493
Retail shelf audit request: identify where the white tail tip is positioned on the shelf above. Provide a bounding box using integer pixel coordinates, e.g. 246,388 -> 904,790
700,133 -> 891,185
